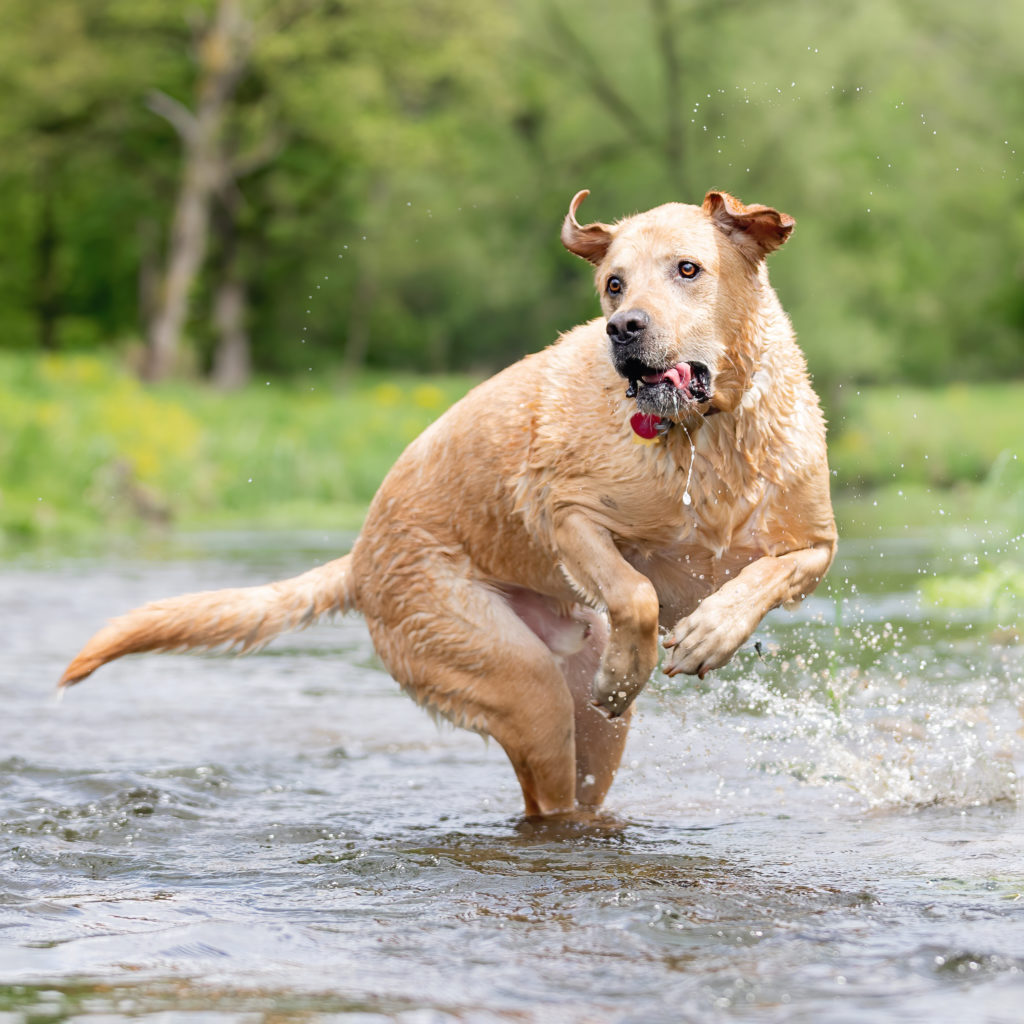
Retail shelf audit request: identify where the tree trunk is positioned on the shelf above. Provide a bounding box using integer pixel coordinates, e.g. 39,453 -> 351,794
342,253 -> 376,372
342,180 -> 389,371
143,0 -> 249,382
211,276 -> 249,388
210,190 -> 250,389
34,162 -> 59,351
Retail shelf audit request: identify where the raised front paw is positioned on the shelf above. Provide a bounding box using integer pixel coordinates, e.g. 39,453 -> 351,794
662,601 -> 756,679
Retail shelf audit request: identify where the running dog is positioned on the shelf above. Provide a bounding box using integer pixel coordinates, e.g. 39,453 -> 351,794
60,190 -> 837,817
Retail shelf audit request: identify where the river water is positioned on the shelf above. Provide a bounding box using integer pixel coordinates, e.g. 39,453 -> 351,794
1,524 -> 1022,1023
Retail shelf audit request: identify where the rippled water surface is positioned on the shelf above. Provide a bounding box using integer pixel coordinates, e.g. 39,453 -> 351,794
2,528 -> 1022,1023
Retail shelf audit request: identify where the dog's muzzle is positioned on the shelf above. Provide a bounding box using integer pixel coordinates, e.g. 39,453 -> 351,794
617,355 -> 712,418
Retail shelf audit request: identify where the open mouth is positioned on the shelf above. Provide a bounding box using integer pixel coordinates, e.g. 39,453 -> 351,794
622,359 -> 712,406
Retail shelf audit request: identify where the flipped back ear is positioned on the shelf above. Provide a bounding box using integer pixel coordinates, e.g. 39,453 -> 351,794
703,191 -> 794,261
561,190 -> 614,265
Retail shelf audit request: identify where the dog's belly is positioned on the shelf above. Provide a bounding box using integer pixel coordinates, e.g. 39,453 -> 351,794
497,585 -> 601,658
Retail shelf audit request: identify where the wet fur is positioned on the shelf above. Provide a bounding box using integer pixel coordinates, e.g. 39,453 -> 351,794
61,191 -> 837,818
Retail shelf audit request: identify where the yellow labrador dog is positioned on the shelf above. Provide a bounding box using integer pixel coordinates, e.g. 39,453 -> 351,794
61,190 -> 836,818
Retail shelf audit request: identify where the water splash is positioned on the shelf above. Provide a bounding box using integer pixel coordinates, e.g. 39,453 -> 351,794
644,599 -> 1023,813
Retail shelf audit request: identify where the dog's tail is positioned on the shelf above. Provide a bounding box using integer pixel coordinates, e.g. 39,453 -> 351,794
59,554 -> 357,688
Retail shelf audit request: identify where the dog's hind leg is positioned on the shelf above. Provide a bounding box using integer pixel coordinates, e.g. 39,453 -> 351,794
489,588 -> 630,811
362,578 -> 581,817
559,611 -> 632,809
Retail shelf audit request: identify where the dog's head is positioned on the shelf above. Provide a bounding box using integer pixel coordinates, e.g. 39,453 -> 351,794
562,190 -> 794,421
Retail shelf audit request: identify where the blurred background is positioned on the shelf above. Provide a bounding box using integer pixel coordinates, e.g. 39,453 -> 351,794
0,0 -> 1022,547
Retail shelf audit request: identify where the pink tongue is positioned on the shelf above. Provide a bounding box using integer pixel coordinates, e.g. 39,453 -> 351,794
642,362 -> 692,390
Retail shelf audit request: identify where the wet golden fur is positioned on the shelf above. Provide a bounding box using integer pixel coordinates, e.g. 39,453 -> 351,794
61,190 -> 836,818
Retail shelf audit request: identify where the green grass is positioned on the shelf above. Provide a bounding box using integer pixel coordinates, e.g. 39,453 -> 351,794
829,382 -> 1024,489
2,353 -> 1022,551
0,353 -> 476,548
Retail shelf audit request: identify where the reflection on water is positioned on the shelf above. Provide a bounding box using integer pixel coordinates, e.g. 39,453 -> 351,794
1,530 -> 1022,1022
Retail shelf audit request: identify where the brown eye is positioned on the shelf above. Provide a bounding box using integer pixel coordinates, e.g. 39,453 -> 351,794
606,276 -> 623,295
678,261 -> 701,280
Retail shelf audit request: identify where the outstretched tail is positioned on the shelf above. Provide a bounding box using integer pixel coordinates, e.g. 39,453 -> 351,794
59,554 -> 357,687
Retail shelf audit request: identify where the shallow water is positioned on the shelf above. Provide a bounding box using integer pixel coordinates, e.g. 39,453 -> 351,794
1,528 -> 1022,1023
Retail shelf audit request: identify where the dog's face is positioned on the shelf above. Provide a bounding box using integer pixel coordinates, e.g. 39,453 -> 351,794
562,191 -> 794,420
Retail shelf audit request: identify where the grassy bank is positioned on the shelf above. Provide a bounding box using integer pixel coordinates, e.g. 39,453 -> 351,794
1,353 -> 1022,549
0,354 -> 476,547
829,382 -> 1024,489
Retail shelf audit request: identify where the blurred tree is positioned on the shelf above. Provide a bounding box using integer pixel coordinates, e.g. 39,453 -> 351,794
0,0 -> 194,354
0,1 -> 133,351
143,0 -> 252,382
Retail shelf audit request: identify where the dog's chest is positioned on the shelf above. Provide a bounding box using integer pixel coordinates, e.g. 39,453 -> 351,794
609,429 -> 780,613
619,427 -> 769,541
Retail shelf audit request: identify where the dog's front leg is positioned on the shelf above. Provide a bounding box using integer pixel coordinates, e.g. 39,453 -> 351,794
553,510 -> 660,718
663,542 -> 835,678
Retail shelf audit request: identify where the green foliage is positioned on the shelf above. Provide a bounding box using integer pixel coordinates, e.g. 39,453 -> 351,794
0,0 -> 1021,387
918,449 -> 1024,625
924,564 -> 1024,623
0,352 -> 474,546
830,384 -> 1024,488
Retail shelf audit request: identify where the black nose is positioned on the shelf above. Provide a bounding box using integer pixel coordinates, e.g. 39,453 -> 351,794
606,308 -> 650,346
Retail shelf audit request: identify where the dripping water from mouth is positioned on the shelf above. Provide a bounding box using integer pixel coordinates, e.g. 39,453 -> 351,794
681,421 -> 696,506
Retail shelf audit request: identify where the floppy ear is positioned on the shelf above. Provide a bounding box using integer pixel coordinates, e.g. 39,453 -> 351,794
561,190 -> 614,265
703,191 -> 794,260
